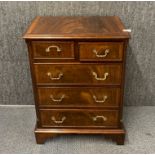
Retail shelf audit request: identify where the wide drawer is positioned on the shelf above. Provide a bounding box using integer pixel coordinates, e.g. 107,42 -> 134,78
37,87 -> 121,107
34,64 -> 122,85
40,109 -> 119,128
32,41 -> 74,59
79,42 -> 124,61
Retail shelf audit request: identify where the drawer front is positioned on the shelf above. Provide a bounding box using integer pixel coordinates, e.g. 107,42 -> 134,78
40,109 -> 119,128
32,41 -> 74,59
37,87 -> 121,107
34,64 -> 122,85
79,42 -> 124,61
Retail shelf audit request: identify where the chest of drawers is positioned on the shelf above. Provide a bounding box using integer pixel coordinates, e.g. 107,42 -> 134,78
23,16 -> 130,145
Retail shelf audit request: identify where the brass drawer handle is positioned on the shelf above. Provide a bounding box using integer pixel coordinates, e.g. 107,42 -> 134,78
51,116 -> 66,124
93,115 -> 107,121
47,72 -> 63,80
50,94 -> 65,102
93,95 -> 107,103
92,72 -> 109,81
46,45 -> 61,52
93,49 -> 110,58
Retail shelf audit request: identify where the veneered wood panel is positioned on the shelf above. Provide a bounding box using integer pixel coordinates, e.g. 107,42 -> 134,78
79,42 -> 124,61
32,41 -> 75,59
37,87 -> 121,108
34,63 -> 122,85
40,109 -> 119,128
23,16 -> 130,39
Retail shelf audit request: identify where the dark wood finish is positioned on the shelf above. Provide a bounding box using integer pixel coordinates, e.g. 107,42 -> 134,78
23,16 -> 129,145
40,109 -> 119,128
34,63 -> 122,85
34,122 -> 125,144
119,40 -> 128,125
26,40 -> 42,127
79,42 -> 124,61
32,41 -> 75,60
37,87 -> 121,108
23,16 -> 130,39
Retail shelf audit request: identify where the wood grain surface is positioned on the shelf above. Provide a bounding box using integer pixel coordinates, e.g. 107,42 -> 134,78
32,41 -> 75,59
34,63 -> 122,85
37,87 -> 121,108
23,16 -> 130,39
79,42 -> 124,61
39,109 -> 119,128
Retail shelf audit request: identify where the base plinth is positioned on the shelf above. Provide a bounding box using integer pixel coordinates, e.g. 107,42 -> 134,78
34,123 -> 125,145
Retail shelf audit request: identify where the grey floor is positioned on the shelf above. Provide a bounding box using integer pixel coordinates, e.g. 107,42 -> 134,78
0,106 -> 155,154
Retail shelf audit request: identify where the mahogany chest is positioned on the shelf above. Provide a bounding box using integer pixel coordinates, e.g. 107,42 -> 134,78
23,16 -> 130,145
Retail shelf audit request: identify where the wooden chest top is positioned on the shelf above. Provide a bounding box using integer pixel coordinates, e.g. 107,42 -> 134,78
23,16 -> 130,39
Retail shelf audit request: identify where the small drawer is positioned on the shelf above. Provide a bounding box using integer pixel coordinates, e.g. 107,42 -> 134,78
34,63 -> 122,85
40,109 -> 119,128
37,87 -> 121,108
79,42 -> 124,61
32,41 -> 75,59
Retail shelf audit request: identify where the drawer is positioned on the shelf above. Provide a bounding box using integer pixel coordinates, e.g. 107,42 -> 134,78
32,41 -> 74,59
79,42 -> 124,61
34,64 -> 122,85
40,109 -> 119,128
37,87 -> 121,107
